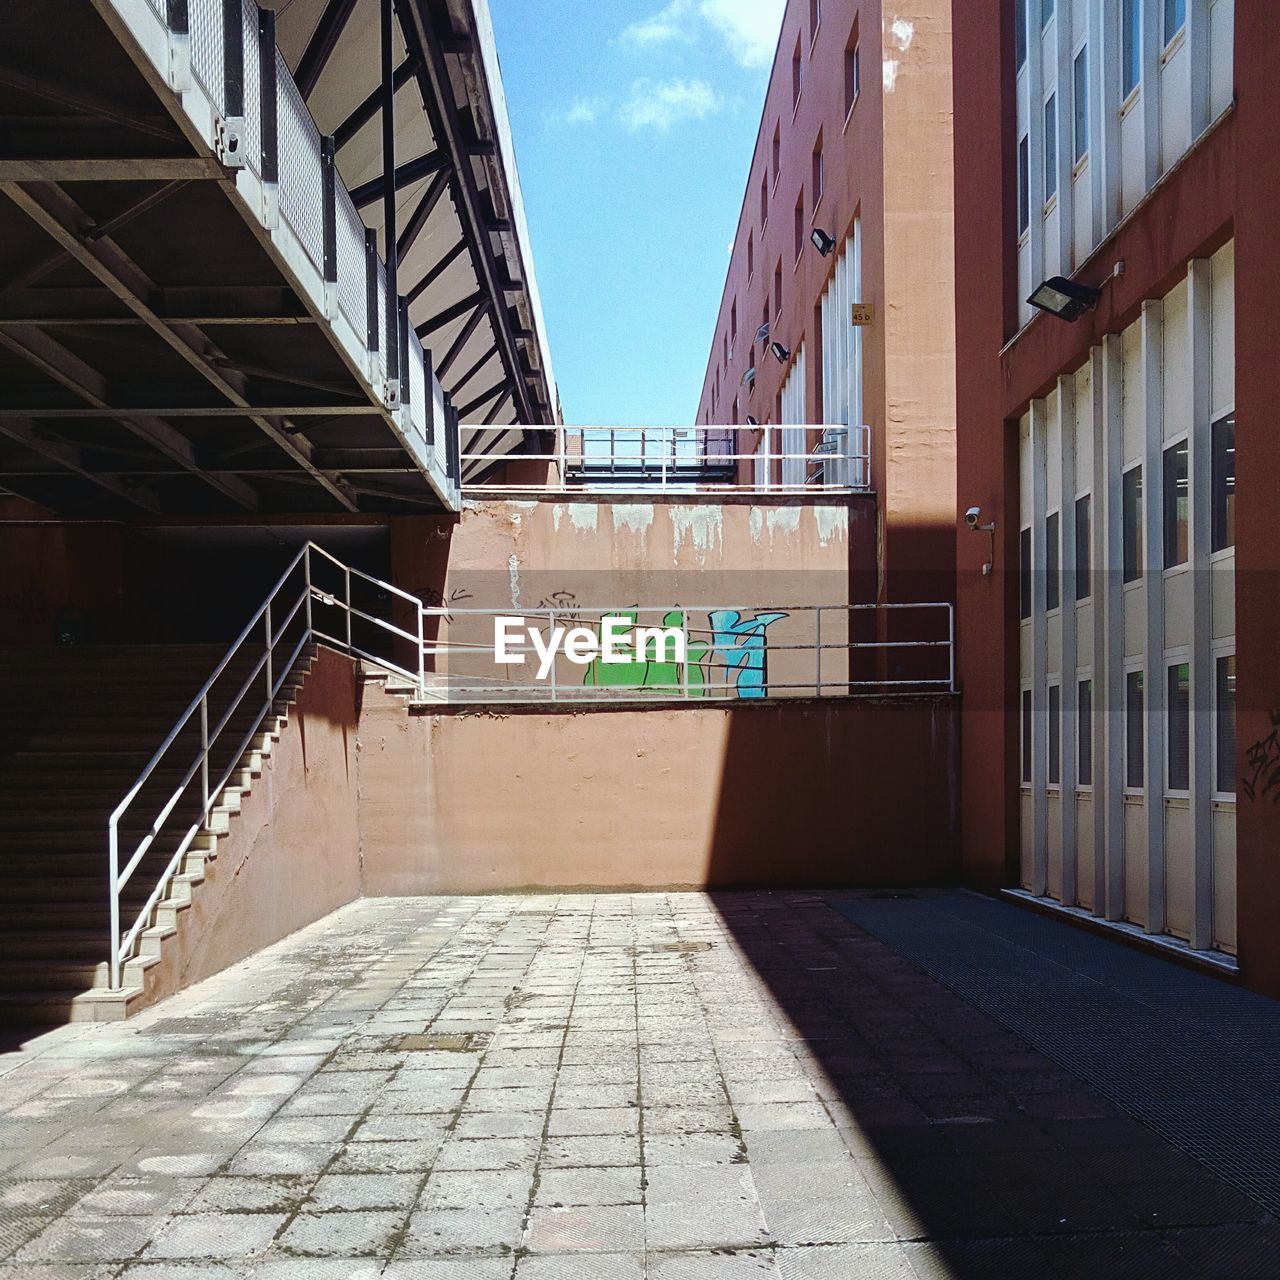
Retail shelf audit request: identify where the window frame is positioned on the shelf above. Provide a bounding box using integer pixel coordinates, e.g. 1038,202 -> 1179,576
1044,93 -> 1059,206
1164,0 -> 1187,49
1122,463 -> 1144,585
1077,676 -> 1094,790
1125,667 -> 1146,793
1045,509 -> 1061,613
1162,437 -> 1190,571
1122,0 -> 1142,100
1017,134 -> 1031,238
1166,658 -> 1191,796
1048,681 -> 1062,788
1074,493 -> 1092,601
1019,525 -> 1033,621
1072,44 -> 1089,168
1211,412 -> 1236,555
1214,650 -> 1237,799
1021,685 -> 1034,785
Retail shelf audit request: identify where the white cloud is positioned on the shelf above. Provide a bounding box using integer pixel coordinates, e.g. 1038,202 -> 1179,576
698,0 -> 785,68
619,78 -> 719,132
619,0 -> 785,70
560,96 -> 607,125
619,0 -> 696,48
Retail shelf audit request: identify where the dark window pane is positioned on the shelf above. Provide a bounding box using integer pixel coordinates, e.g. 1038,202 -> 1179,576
1045,94 -> 1058,201
1073,48 -> 1089,163
1018,136 -> 1030,234
1167,663 -> 1190,791
1165,0 -> 1187,43
1016,0 -> 1028,69
1048,684 -> 1061,785
1022,689 -> 1033,782
1123,466 -> 1143,583
1078,679 -> 1093,786
1020,527 -> 1033,620
1126,670 -> 1145,788
1043,0 -> 1055,26
1217,655 -> 1237,794
1123,0 -> 1141,96
1212,414 -> 1236,552
1163,440 -> 1189,568
1046,511 -> 1060,611
1075,494 -> 1091,599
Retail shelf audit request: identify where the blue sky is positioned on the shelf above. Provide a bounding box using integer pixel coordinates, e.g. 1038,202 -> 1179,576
487,0 -> 786,426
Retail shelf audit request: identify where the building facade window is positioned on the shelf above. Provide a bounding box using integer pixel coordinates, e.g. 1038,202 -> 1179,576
1122,0 -> 1142,97
1216,654 -> 1237,794
730,300 -> 738,358
794,193 -> 805,262
1016,0 -> 1028,70
845,40 -> 860,116
792,38 -> 803,111
1078,679 -> 1093,786
1044,94 -> 1058,201
747,234 -> 754,282
1048,683 -> 1061,785
1018,135 -> 1030,235
1046,511 -> 1061,611
1075,494 -> 1091,599
1123,465 -> 1143,583
772,123 -> 781,186
1212,414 -> 1236,552
810,0 -> 821,42
761,173 -> 769,226
774,261 -> 783,314
1019,526 -> 1033,620
812,143 -> 823,207
1163,439 -> 1189,569
1165,0 -> 1187,45
1126,670 -> 1145,789
1073,47 -> 1089,164
1022,688 -> 1033,783
1167,662 -> 1191,792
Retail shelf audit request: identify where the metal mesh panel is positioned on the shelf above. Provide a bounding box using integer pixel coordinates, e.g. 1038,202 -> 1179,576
275,49 -> 325,273
376,258 -> 388,384
239,0 -> 261,177
431,368 -> 449,474
335,188 -> 366,335
406,336 -> 427,453
189,0 -> 225,112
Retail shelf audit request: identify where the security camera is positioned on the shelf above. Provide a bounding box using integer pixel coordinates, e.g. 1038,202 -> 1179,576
965,506 -> 982,529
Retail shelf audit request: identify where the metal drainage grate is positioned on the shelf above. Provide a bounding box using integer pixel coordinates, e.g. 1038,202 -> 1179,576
650,941 -> 714,953
399,1032 -> 491,1052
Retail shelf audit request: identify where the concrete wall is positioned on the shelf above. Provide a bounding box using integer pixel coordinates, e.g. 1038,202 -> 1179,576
134,647 -> 363,1012
356,684 -> 959,895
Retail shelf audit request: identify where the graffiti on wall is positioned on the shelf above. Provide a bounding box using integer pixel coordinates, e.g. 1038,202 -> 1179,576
1242,711 -> 1280,805
581,608 -> 788,699
412,585 -> 474,624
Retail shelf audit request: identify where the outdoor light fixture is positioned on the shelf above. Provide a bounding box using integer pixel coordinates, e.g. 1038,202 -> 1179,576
769,341 -> 790,364
811,228 -> 837,256
964,506 -> 997,577
746,415 -> 760,427
1027,275 -> 1101,322
755,322 -> 771,344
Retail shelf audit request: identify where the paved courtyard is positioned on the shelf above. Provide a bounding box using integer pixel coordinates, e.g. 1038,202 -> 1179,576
0,892 -> 1274,1278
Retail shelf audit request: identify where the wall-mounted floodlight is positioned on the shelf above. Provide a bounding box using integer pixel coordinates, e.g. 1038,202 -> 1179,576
769,341 -> 790,364
746,415 -> 760,427
742,367 -> 756,387
755,322 -> 771,344
964,506 -> 997,577
1028,276 -> 1101,322
811,228 -> 837,256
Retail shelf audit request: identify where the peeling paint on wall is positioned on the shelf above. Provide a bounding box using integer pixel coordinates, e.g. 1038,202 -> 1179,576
612,505 -> 655,538
568,504 -> 599,533
765,507 -> 802,544
508,554 -> 521,608
889,17 -> 915,50
671,506 -> 724,559
814,505 -> 850,547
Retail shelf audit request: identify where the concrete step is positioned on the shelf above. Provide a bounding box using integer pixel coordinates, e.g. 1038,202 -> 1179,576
0,985 -> 146,1025
2,952 -> 159,992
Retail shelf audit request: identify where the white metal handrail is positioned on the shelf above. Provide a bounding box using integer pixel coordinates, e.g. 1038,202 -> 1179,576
106,543 -> 427,989
459,425 -> 873,495
420,601 -> 954,703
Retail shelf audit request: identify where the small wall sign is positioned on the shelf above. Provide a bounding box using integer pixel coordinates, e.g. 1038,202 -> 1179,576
850,302 -> 875,327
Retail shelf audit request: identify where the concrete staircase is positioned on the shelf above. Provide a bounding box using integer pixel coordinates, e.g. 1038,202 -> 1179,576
0,644 -> 315,1024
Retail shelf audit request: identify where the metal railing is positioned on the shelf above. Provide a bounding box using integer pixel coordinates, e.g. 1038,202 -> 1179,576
458,425 -> 872,494
105,543 -> 425,990
418,602 -> 954,704
115,0 -> 461,506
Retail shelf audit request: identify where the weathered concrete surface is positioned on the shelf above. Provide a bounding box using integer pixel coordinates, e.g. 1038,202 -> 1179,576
356,688 -> 959,895
0,892 -> 1271,1278
136,647 -> 363,1013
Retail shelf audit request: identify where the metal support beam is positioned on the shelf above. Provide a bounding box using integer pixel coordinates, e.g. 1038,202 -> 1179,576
449,342 -> 499,396
405,236 -> 467,307
0,159 -> 220,182
0,418 -> 161,511
397,167 -> 451,263
295,0 -> 361,99
457,379 -> 506,421
380,0 -> 399,403
0,322 -> 258,509
481,386 -> 512,427
437,297 -> 489,378
415,290 -> 484,341
0,69 -> 178,143
333,58 -> 417,151
349,150 -> 448,211
0,183 -> 354,510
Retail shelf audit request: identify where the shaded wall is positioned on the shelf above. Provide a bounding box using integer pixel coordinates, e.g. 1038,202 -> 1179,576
356,685 -> 958,895
133,647 -> 363,1011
